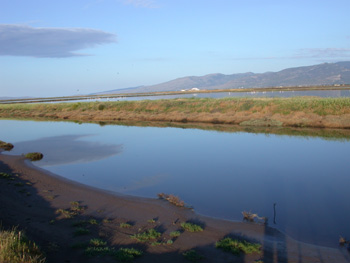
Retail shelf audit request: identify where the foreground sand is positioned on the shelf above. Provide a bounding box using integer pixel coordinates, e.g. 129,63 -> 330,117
1,152 -> 349,262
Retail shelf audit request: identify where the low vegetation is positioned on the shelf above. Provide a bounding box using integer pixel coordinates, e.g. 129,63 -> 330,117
55,201 -> 86,219
0,140 -> 14,150
130,228 -> 161,242
181,222 -> 203,232
24,152 -> 43,161
158,193 -> 185,207
169,230 -> 181,237
182,249 -> 204,262
120,222 -> 133,228
0,227 -> 46,263
216,237 -> 261,255
242,211 -> 268,224
2,97 -> 350,129
114,248 -> 143,262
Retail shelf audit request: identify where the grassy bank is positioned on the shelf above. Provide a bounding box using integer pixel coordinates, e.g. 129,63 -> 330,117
1,97 -> 350,128
0,226 -> 46,263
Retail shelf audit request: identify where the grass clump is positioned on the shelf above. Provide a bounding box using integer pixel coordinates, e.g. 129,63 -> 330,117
216,237 -> 261,255
0,227 -> 46,263
181,222 -> 203,232
24,152 -> 43,161
0,172 -> 14,180
158,193 -> 185,207
131,228 -> 161,242
113,248 -> 143,263
169,230 -> 181,237
120,222 -> 132,228
73,227 -> 90,236
89,238 -> 107,247
85,246 -> 111,257
0,140 -> 14,151
56,201 -> 86,219
183,249 -> 204,262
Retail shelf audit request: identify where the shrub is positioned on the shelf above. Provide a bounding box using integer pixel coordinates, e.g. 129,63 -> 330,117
169,231 -> 181,237
215,237 -> 261,255
24,152 -> 43,161
0,140 -> 14,151
73,227 -> 90,236
181,222 -> 203,232
157,193 -> 185,207
120,223 -> 132,228
113,248 -> 143,262
131,228 -> 161,242
0,227 -> 46,263
183,249 -> 204,262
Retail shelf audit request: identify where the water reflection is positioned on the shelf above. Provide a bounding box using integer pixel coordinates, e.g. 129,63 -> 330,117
117,173 -> 170,193
9,135 -> 123,166
1,120 -> 350,248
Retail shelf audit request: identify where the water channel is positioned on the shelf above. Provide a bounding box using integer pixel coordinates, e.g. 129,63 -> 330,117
1,119 -> 350,248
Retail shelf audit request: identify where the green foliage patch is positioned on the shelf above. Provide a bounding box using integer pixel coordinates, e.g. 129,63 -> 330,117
215,237 -> 261,255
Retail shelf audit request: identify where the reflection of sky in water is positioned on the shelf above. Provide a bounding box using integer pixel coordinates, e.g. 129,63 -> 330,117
8,134 -> 123,166
1,119 -> 350,248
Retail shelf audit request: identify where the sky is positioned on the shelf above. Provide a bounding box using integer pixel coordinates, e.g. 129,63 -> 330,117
0,0 -> 349,97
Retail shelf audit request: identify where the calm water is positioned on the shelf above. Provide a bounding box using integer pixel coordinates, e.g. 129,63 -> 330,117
11,89 -> 350,104
1,119 -> 350,248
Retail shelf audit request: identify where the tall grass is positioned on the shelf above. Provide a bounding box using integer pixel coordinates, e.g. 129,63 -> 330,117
1,97 -> 350,116
0,227 -> 46,263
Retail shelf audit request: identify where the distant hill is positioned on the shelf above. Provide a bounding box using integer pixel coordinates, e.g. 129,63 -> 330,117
99,61 -> 350,94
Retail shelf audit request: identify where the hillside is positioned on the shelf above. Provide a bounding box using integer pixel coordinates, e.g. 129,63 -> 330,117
100,61 -> 350,94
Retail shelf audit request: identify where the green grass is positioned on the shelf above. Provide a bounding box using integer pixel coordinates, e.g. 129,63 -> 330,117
182,249 -> 204,262
131,228 -> 161,242
169,230 -> 181,237
215,237 -> 261,255
0,227 -> 46,263
113,248 -> 143,262
3,97 -> 350,116
85,246 -> 111,257
89,238 -> 107,247
73,227 -> 90,236
120,222 -> 132,228
24,152 -> 43,161
0,172 -> 14,180
181,222 -> 203,232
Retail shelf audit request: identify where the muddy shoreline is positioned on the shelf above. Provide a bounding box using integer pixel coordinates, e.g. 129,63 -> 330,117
1,151 -> 349,262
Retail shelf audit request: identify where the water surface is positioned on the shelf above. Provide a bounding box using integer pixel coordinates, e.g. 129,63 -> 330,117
1,119 -> 350,248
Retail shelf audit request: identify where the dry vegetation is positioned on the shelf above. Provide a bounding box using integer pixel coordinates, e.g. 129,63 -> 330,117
1,97 -> 350,129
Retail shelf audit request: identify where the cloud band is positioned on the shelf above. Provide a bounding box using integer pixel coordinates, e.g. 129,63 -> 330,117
0,24 -> 117,58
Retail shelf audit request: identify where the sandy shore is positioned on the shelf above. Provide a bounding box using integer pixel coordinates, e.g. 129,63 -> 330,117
1,152 -> 349,262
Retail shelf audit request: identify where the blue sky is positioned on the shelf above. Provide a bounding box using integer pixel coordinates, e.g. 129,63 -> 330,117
0,0 -> 349,97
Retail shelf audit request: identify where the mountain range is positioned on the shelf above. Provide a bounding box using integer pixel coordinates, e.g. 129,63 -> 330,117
99,61 -> 350,94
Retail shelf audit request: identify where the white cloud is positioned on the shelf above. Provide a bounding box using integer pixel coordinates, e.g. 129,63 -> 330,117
294,48 -> 350,58
0,24 -> 117,58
